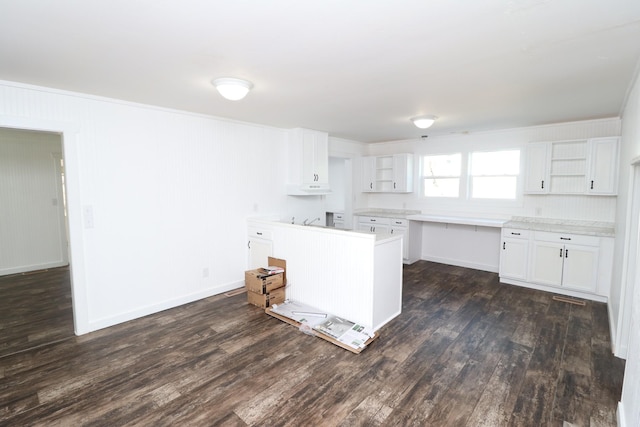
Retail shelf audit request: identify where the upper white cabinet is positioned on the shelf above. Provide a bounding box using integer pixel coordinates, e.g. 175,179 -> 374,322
524,143 -> 550,194
361,153 -> 413,193
287,128 -> 330,195
524,137 -> 619,196
587,137 -> 619,195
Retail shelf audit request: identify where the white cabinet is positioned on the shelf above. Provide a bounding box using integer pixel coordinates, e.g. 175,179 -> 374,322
524,137 -> 619,195
247,225 -> 273,269
287,128 -> 330,195
361,154 -> 413,193
357,215 -> 422,264
529,231 -> 599,293
524,143 -> 550,194
499,228 -> 530,281
358,216 -> 390,234
332,212 -> 345,229
587,137 -> 619,195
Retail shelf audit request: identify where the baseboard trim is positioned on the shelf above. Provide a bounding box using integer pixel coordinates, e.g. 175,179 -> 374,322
617,401 -> 626,427
80,279 -> 245,335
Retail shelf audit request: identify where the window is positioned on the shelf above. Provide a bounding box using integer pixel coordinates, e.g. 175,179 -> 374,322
470,150 -> 520,199
422,153 -> 461,197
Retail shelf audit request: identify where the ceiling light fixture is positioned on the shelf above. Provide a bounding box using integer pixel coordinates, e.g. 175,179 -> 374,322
212,77 -> 253,101
410,115 -> 438,129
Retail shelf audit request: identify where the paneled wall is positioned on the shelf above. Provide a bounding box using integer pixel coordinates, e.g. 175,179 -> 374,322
0,128 -> 68,274
0,80 -> 321,334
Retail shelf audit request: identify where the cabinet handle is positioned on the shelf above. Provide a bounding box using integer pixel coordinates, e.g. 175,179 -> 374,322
257,232 -> 263,236
370,219 -> 376,222
393,182 -> 396,189
503,242 -> 506,250
511,232 -> 521,235
559,248 -> 563,257
560,237 -> 571,241
541,180 -> 544,189
565,249 -> 568,258
591,180 -> 594,190
391,229 -> 394,234
248,241 -> 251,249
370,182 -> 373,189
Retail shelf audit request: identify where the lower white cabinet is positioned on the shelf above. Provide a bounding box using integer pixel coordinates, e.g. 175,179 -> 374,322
529,232 -> 599,293
247,224 -> 273,269
358,216 -> 390,234
499,227 -> 610,300
357,215 -> 422,264
499,228 -> 529,281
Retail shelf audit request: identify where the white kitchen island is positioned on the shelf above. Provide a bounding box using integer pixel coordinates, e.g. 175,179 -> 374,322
247,219 -> 403,331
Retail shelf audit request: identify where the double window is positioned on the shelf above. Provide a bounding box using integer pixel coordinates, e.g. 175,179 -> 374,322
422,149 -> 521,201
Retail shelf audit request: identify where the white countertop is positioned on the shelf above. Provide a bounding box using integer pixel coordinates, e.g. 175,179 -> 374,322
406,214 -> 507,228
503,216 -> 615,237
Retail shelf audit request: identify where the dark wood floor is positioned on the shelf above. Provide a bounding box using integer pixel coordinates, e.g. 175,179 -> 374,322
0,266 -> 74,358
0,261 -> 625,426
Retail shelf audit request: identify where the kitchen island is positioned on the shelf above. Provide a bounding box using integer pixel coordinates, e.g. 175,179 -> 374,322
247,218 -> 403,331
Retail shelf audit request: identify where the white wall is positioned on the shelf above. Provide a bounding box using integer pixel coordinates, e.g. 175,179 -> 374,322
617,65 -> 640,427
362,118 -> 621,221
0,80 -> 337,334
0,128 -> 68,274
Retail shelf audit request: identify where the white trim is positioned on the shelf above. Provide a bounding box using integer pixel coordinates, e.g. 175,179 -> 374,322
617,401 -> 626,427
500,277 -> 608,303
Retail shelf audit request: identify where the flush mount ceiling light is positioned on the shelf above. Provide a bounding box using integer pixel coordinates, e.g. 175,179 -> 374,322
212,77 -> 253,101
410,115 -> 438,129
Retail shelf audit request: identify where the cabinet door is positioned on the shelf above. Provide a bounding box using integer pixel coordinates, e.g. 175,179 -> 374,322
587,137 -> 618,195
302,130 -> 329,185
248,237 -> 273,269
392,154 -> 414,193
390,226 -> 409,259
524,143 -> 550,194
562,244 -> 599,292
529,241 -> 564,286
500,238 -> 529,281
362,156 -> 376,192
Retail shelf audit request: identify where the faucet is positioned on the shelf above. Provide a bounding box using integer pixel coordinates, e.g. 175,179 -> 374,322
303,217 -> 321,226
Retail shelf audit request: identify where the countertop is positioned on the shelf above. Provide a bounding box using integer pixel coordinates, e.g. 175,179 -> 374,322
503,216 -> 615,237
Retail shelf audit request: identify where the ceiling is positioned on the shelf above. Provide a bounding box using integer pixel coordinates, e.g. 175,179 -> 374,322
1,0 -> 640,143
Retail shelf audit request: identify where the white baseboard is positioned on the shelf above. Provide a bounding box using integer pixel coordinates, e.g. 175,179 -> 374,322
80,279 -> 245,335
499,277 -> 608,303
420,255 -> 498,273
617,401 -> 626,427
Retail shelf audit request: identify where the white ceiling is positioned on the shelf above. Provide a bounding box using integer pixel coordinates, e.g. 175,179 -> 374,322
1,0 -> 640,143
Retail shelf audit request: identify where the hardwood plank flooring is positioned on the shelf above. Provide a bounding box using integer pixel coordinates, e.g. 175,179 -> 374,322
0,267 -> 74,358
0,261 -> 625,426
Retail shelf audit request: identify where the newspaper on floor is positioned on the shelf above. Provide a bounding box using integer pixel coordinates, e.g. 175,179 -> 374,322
271,300 -> 375,350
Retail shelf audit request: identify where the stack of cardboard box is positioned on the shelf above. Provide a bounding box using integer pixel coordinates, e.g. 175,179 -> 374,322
244,257 -> 286,308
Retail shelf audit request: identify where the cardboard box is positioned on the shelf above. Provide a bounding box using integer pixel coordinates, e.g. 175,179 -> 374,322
244,257 -> 287,294
245,270 -> 283,294
247,287 -> 286,308
267,256 -> 286,285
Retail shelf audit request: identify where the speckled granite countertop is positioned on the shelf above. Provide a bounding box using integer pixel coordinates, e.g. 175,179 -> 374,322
503,216 -> 615,237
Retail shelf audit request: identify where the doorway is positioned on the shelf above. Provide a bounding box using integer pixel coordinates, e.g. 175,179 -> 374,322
0,127 -> 73,356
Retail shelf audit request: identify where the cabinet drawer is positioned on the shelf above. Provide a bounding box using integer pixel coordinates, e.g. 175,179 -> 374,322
390,218 -> 408,227
248,226 -> 273,240
358,216 -> 390,226
533,231 -> 599,246
502,228 -> 529,239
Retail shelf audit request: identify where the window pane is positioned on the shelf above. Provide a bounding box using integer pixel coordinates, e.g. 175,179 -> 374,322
471,150 -> 520,175
424,178 -> 459,197
424,154 -> 461,177
472,177 -> 517,199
